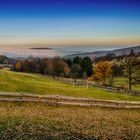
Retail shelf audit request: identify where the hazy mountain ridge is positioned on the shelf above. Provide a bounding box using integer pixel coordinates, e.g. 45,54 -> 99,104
65,45 -> 140,59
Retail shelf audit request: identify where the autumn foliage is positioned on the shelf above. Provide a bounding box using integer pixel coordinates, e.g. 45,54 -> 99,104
15,61 -> 23,71
13,56 -> 93,79
14,57 -> 70,77
92,61 -> 112,85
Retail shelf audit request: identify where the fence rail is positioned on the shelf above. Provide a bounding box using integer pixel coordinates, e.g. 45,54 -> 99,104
0,92 -> 140,109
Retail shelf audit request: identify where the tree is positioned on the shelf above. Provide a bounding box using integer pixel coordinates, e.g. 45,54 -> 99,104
71,64 -> 83,79
64,59 -> 72,67
52,57 -> 70,77
104,53 -> 116,61
92,61 -> 112,85
46,59 -> 53,75
73,56 -> 82,65
39,58 -> 48,75
63,64 -> 71,77
81,57 -> 93,77
110,61 -> 124,87
111,62 -> 124,77
129,49 -> 135,56
72,56 -> 93,77
122,50 -> 140,91
15,61 -> 23,71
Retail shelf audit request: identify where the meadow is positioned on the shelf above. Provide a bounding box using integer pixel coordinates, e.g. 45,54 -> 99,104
0,69 -> 140,101
0,70 -> 140,139
90,77 -> 140,91
107,77 -> 140,91
0,102 -> 139,139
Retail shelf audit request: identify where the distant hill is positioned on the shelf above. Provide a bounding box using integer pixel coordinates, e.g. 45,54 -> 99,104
65,45 -> 140,59
0,55 -> 14,64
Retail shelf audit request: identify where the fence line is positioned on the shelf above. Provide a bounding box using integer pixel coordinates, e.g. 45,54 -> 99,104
0,92 -> 140,109
52,77 -> 140,95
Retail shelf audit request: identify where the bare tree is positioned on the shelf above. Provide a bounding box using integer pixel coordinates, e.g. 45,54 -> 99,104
122,50 -> 140,91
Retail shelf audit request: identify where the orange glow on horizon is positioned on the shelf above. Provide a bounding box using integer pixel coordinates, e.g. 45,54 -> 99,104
0,37 -> 140,47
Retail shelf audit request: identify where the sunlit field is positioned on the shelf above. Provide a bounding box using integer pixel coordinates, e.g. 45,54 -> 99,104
0,102 -> 139,140
0,69 -> 140,101
101,77 -> 140,91
113,77 -> 140,91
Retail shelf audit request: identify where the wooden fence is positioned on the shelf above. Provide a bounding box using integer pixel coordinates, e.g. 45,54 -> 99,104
52,77 -> 140,95
0,92 -> 140,109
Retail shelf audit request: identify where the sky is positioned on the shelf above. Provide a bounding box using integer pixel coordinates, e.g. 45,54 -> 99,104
0,0 -> 140,48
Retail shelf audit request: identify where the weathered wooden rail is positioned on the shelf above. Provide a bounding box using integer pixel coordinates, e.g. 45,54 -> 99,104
0,92 -> 140,109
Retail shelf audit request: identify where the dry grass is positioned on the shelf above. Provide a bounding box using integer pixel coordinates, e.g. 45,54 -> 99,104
0,102 -> 139,140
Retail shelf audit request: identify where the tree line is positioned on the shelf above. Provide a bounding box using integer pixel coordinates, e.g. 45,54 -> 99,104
13,56 -> 93,79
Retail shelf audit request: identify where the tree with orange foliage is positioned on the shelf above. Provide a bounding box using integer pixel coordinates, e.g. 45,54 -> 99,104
15,61 -> 23,71
52,57 -> 70,77
92,61 -> 112,85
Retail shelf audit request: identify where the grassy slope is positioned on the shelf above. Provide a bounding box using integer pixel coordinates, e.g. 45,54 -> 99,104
0,69 -> 140,101
113,77 -> 140,90
94,77 -> 140,91
105,77 -> 140,91
0,102 -> 139,139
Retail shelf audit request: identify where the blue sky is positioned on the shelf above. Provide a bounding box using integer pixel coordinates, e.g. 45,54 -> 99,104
0,0 -> 140,47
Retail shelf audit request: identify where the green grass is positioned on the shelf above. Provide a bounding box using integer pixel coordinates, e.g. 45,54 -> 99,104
92,77 -> 140,91
113,77 -> 140,91
0,69 -> 140,101
0,102 -> 139,139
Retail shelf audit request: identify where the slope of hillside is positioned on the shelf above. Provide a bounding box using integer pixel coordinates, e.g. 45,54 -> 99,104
65,45 -> 140,59
0,69 -> 140,101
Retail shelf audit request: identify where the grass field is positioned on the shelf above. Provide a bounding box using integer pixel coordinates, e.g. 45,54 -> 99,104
0,70 -> 140,139
92,77 -> 140,91
110,77 -> 140,91
0,69 -> 140,101
0,102 -> 139,139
